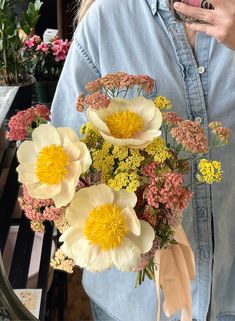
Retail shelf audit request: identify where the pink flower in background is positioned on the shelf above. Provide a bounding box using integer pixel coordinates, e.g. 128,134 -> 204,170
25,35 -> 41,48
6,104 -> 50,141
36,42 -> 49,53
22,35 -> 71,81
52,39 -> 70,62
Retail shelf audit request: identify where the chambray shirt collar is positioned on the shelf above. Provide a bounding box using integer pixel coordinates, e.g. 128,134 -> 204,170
146,0 -> 170,15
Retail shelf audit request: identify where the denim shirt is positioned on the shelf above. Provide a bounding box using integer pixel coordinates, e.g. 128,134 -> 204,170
51,0 -> 235,320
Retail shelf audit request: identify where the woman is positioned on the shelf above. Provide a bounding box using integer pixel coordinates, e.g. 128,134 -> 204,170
51,0 -> 235,320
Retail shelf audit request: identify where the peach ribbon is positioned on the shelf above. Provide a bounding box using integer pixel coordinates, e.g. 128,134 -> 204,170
154,225 -> 195,321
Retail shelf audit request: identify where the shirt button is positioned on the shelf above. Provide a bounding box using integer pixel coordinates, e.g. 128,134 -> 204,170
198,66 -> 205,74
186,66 -> 195,78
200,248 -> 209,260
198,207 -> 206,219
195,116 -> 202,124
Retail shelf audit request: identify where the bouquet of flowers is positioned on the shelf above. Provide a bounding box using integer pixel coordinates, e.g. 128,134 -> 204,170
11,72 -> 231,320
21,35 -> 71,81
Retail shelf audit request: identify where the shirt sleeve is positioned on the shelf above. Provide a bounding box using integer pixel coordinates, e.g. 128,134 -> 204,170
50,30 -> 101,135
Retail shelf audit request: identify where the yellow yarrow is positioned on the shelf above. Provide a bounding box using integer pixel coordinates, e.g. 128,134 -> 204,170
80,122 -> 103,147
108,172 -> 140,192
154,96 -> 172,111
112,146 -> 129,160
126,173 -> 140,192
92,141 -> 113,170
197,159 -> 222,184
145,137 -> 171,163
117,149 -> 144,172
108,172 -> 129,190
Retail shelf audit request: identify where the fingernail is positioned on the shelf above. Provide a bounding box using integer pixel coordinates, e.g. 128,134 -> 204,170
173,2 -> 180,9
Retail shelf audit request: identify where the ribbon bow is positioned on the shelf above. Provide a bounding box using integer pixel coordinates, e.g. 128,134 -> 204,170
155,225 -> 195,321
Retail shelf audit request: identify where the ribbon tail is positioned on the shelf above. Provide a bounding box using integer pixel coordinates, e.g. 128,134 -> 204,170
154,225 -> 196,321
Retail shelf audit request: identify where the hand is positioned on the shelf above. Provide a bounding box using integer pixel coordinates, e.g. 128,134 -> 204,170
173,0 -> 235,50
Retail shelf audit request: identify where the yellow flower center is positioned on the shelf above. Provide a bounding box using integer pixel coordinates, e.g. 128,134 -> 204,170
105,110 -> 144,138
84,203 -> 128,250
36,144 -> 69,185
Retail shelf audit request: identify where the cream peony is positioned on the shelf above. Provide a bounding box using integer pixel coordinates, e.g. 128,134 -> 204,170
59,184 -> 155,272
87,96 -> 162,148
16,124 -> 92,208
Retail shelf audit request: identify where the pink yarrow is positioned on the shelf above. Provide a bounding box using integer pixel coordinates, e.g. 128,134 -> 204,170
163,112 -> 183,127
6,104 -> 50,141
18,185 -> 63,225
170,120 -> 208,154
84,92 -> 111,110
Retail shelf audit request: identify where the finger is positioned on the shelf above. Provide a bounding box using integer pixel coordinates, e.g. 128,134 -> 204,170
208,0 -> 220,6
185,22 -> 222,42
173,2 -> 214,24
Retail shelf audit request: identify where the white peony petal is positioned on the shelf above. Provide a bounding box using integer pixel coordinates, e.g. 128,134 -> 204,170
128,96 -> 156,123
75,184 -> 114,207
27,182 -> 61,199
62,138 -> 81,162
135,128 -> 162,140
32,124 -> 61,152
100,131 -> 146,148
111,238 -> 141,272
60,227 -> 83,257
65,161 -> 82,183
121,207 -> 141,236
127,220 -> 155,254
87,108 -> 111,135
66,196 -> 93,227
16,162 -> 38,184
71,238 -> 100,268
17,140 -> 37,163
75,142 -> 92,173
52,179 -> 76,208
143,108 -> 162,130
114,189 -> 137,209
57,127 -> 79,144
86,250 -> 113,272
103,98 -> 129,114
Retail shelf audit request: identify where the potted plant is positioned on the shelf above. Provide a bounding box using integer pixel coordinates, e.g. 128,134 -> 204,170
22,34 -> 71,105
0,0 -> 43,116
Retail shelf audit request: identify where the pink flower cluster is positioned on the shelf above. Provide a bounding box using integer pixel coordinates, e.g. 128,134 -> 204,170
143,162 -> 192,225
79,92 -> 111,111
25,35 -> 41,48
36,42 -> 49,54
6,104 -> 50,141
51,39 -> 71,62
25,36 -> 70,62
85,72 -> 155,94
18,185 -> 63,232
171,120 -> 208,154
209,121 -> 232,144
163,112 -> 183,127
23,35 -> 71,81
